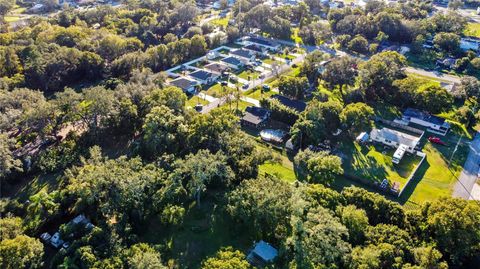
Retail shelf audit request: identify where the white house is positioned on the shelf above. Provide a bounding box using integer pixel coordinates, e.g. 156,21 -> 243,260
370,128 -> 420,154
402,108 -> 450,136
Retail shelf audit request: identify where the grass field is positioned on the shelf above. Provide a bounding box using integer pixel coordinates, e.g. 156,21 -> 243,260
186,95 -> 209,108
398,135 -> 469,205
210,16 -> 230,27
4,16 -> 20,22
244,87 -> 276,100
339,142 -> 422,188
204,84 -> 237,98
464,23 -> 480,38
237,70 -> 260,80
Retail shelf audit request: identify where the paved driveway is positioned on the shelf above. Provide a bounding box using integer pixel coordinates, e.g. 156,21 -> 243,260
453,132 -> 480,199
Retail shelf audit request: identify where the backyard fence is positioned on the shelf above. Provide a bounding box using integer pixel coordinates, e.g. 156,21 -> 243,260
397,151 -> 427,198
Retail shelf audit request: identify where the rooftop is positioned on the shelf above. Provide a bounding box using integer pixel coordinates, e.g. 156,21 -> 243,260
169,77 -> 198,90
271,94 -> 306,112
249,240 -> 278,262
230,49 -> 255,59
221,56 -> 243,66
204,62 -> 229,74
371,127 -> 420,149
189,70 -> 216,81
246,37 -> 278,47
245,44 -> 265,53
403,108 -> 449,127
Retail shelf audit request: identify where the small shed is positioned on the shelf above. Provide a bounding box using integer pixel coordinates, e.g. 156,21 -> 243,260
247,241 -> 278,266
356,132 -> 369,144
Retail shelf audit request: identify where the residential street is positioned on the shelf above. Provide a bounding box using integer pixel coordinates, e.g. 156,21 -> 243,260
453,132 -> 480,199
405,67 -> 462,84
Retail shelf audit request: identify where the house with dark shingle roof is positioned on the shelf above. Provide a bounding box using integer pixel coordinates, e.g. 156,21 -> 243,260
244,44 -> 268,56
245,36 -> 281,51
188,70 -> 220,85
271,94 -> 306,112
169,77 -> 199,94
402,108 -> 450,136
221,56 -> 244,70
241,106 -> 271,128
204,62 -> 230,74
230,49 -> 255,63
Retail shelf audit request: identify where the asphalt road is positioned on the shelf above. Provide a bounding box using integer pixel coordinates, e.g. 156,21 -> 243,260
453,132 -> 480,199
405,67 -> 462,84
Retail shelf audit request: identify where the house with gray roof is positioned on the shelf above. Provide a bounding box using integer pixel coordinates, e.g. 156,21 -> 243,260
229,49 -> 256,63
169,77 -> 199,94
188,70 -> 220,85
221,56 -> 244,69
370,127 -> 420,153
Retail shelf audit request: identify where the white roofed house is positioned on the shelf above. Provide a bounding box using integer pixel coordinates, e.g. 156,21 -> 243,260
370,127 -> 421,164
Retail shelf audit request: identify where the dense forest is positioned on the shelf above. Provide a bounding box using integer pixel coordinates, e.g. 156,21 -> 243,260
1,0 -> 480,268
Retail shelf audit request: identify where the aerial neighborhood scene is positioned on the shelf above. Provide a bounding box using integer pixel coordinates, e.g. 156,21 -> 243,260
2,0 -> 480,268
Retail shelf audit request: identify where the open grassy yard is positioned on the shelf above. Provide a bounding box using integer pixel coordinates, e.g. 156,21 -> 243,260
244,87 -> 276,100
186,95 -> 209,108
399,134 -> 470,205
237,70 -> 260,80
5,16 -> 20,22
211,16 -> 230,27
204,83 -> 236,98
464,22 -> 480,38
339,142 -> 422,188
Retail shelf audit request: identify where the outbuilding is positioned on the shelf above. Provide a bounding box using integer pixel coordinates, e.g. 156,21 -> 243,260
247,241 -> 278,266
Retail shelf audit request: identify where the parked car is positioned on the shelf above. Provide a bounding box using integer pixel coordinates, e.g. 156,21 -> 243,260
428,136 -> 447,146
40,232 -> 51,242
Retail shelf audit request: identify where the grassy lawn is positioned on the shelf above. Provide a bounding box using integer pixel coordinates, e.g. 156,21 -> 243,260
405,51 -> 438,70
186,95 -> 209,108
204,83 -> 236,98
211,16 -> 230,27
237,70 -> 260,80
464,22 -> 480,38
244,87 -> 276,100
5,16 -> 20,22
339,141 -> 422,188
262,58 -> 279,65
398,137 -> 469,205
259,162 -> 296,183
